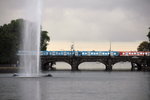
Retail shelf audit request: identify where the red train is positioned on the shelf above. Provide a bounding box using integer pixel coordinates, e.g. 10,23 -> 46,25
119,51 -> 150,56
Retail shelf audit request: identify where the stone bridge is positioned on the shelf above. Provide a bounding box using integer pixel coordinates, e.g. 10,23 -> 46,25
41,55 -> 150,71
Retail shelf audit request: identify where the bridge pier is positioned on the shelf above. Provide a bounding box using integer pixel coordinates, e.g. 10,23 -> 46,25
141,59 -> 148,71
137,63 -> 142,71
70,57 -> 79,71
105,65 -> 112,71
131,62 -> 135,71
71,65 -> 79,71
105,58 -> 112,71
131,62 -> 142,71
41,61 -> 56,71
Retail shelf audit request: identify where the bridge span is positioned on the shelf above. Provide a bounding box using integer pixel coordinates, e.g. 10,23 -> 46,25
41,55 -> 150,71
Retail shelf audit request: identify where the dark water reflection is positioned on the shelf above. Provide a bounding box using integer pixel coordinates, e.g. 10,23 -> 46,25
0,72 -> 150,100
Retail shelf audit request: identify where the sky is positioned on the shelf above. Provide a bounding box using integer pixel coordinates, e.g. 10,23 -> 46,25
0,0 -> 150,51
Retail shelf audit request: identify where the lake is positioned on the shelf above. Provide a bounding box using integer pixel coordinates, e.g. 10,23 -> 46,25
0,71 -> 150,100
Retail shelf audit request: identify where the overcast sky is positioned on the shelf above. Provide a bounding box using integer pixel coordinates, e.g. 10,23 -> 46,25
0,0 -> 150,50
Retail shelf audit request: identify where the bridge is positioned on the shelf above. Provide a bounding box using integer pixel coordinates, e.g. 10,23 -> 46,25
41,55 -> 150,71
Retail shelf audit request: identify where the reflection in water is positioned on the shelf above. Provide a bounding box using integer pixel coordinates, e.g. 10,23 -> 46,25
19,78 -> 41,100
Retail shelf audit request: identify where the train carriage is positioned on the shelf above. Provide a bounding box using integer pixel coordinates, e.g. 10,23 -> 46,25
111,51 -> 120,56
101,51 -> 110,56
81,51 -> 89,56
90,51 -> 99,56
41,51 -> 49,55
119,51 -> 150,56
40,51 -> 149,57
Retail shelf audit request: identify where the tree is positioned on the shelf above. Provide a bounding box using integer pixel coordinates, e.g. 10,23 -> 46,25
147,27 -> 150,42
0,19 -> 23,64
41,31 -> 50,50
137,28 -> 150,51
0,19 -> 50,64
137,41 -> 149,51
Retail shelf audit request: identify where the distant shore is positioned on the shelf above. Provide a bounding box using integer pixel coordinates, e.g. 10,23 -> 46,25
0,67 -> 150,73
0,67 -> 18,73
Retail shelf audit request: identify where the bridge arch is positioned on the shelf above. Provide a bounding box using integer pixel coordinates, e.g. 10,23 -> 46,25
53,62 -> 71,70
42,61 -> 72,70
113,61 -> 131,71
78,62 -> 105,71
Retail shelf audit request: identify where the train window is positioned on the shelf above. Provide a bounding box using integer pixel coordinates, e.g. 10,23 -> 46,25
145,53 -> 148,55
131,53 -> 133,55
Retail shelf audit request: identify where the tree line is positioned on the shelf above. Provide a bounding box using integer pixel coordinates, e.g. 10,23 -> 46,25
137,28 -> 150,51
0,19 -> 50,64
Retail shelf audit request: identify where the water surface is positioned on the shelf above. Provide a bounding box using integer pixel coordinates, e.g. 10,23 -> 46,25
0,71 -> 150,100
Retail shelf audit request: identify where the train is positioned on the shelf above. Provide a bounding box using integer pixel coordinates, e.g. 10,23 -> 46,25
40,51 -> 150,56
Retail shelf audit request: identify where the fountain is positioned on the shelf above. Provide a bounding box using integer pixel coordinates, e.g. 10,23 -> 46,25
19,0 -> 42,77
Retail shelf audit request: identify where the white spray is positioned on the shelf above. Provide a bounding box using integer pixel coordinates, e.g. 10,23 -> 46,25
20,0 -> 42,77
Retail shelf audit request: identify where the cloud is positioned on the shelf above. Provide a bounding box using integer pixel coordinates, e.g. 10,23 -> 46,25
42,5 -> 149,42
0,0 -> 150,43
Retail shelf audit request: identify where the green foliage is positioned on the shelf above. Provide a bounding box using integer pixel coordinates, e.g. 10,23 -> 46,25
147,27 -> 150,41
0,19 -> 50,64
137,41 -> 149,51
41,31 -> 50,50
137,28 -> 150,51
0,19 -> 23,64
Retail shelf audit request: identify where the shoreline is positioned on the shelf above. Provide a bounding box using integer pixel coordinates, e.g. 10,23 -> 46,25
0,67 -> 18,73
0,67 -> 150,73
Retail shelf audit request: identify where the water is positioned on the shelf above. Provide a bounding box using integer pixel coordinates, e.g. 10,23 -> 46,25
0,71 -> 150,100
19,0 -> 42,76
